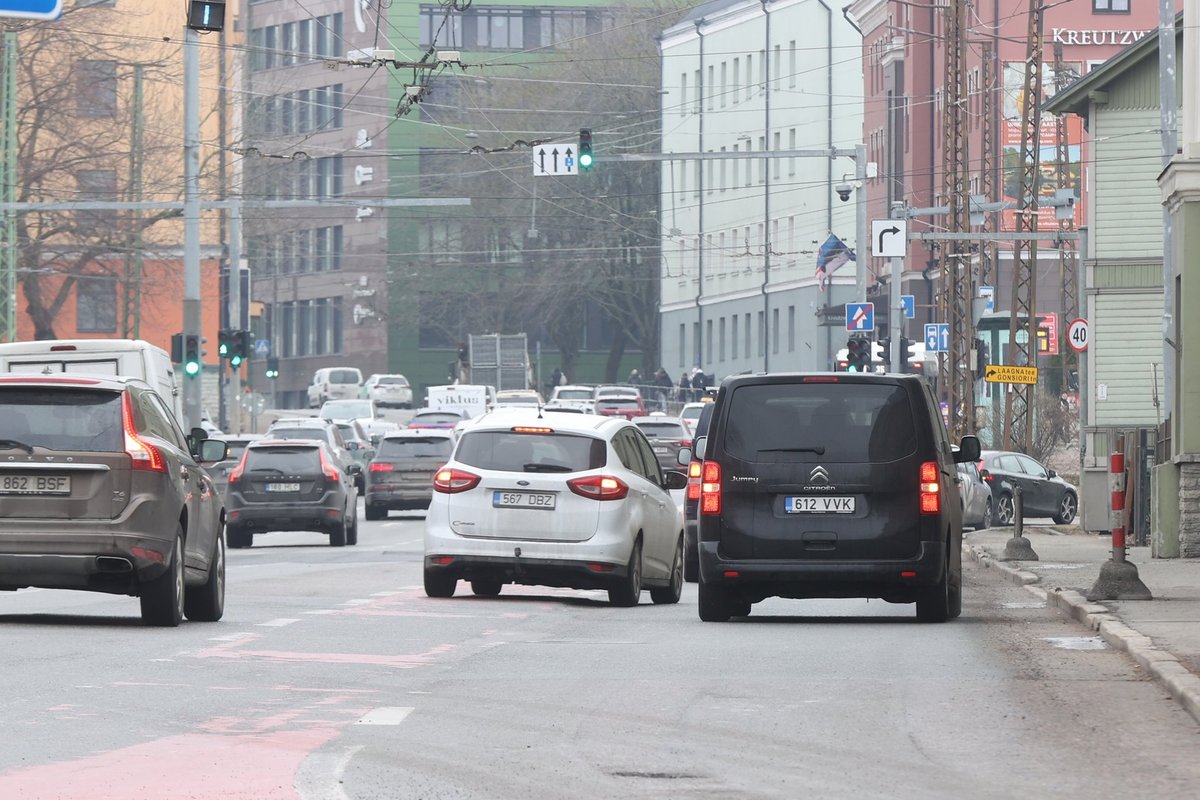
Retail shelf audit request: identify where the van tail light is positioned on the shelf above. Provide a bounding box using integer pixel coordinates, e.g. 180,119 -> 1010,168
318,447 -> 341,483
567,475 -> 629,501
121,393 -> 166,473
369,462 -> 395,473
434,467 -> 481,494
686,461 -> 702,501
919,461 -> 940,514
700,461 -> 721,515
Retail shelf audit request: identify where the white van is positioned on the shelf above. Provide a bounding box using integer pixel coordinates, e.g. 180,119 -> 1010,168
307,367 -> 363,407
0,338 -> 183,424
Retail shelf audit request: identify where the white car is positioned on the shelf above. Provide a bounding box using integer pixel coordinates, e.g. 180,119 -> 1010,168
319,398 -> 395,441
424,410 -> 688,606
679,402 -> 708,436
307,367 -> 363,408
361,373 -> 413,409
548,384 -> 596,412
493,389 -> 544,408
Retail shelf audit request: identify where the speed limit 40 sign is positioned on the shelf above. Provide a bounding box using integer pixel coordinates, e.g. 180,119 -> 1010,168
1067,318 -> 1089,352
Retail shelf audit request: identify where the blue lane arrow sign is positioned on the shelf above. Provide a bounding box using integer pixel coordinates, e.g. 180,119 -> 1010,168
900,294 -> 915,319
0,1 -> 62,21
846,302 -> 874,332
924,323 -> 940,352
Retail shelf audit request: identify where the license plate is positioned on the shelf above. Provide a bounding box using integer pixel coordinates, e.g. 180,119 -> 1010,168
492,490 -> 556,510
266,482 -> 301,492
785,496 -> 855,514
0,474 -> 71,495
652,445 -> 668,453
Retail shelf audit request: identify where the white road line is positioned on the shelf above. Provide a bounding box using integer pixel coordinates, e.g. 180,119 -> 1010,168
342,599 -> 372,606
257,618 -> 302,627
295,744 -> 363,800
355,706 -> 414,725
208,632 -> 256,642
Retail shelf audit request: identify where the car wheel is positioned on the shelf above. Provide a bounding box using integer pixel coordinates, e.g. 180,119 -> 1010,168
1053,492 -> 1078,525
916,540 -> 952,623
980,497 -> 994,530
471,578 -> 503,597
184,529 -> 225,622
607,539 -> 643,607
329,518 -> 347,547
140,526 -> 185,627
698,579 -> 732,622
365,504 -> 385,521
684,531 -> 698,583
346,508 -> 359,546
424,567 -> 456,598
650,536 -> 684,605
228,526 -> 253,549
995,492 -> 1015,526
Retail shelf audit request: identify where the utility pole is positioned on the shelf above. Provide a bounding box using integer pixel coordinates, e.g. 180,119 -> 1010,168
227,200 -> 242,435
122,64 -> 145,339
1158,0 -> 1177,419
182,25 -> 202,431
978,39 -> 998,291
1004,0 -> 1045,453
0,30 -> 16,343
1053,42 -> 1078,383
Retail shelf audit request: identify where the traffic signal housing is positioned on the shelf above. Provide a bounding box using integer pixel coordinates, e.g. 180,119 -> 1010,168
876,337 -> 891,372
845,336 -> 871,372
170,332 -> 184,363
231,330 -> 252,367
183,334 -> 202,378
265,357 -> 280,380
187,1 -> 226,33
217,329 -> 233,360
901,337 -> 917,372
578,128 -> 593,170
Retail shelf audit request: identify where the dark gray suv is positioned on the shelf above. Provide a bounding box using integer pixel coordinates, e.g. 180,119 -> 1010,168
693,373 -> 980,623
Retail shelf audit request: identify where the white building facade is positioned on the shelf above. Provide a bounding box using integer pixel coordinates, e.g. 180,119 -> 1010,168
658,0 -> 864,379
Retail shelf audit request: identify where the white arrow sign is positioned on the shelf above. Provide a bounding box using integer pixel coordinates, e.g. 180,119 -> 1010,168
871,219 -> 908,258
533,142 -> 578,176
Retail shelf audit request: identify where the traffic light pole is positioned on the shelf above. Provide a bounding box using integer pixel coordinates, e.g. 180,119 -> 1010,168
182,26 -> 202,432
227,200 -> 242,435
889,201 -> 904,372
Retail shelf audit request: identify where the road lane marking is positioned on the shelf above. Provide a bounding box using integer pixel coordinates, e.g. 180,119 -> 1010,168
354,707 -> 414,725
258,618 -> 302,627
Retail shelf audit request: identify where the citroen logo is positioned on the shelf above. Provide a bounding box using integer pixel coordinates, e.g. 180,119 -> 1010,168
809,466 -> 830,484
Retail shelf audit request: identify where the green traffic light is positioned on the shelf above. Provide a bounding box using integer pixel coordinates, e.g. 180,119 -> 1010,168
578,152 -> 593,168
230,355 -> 243,367
184,361 -> 201,377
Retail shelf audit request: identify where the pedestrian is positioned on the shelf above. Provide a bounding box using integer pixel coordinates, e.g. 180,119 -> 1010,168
677,372 -> 690,403
691,367 -> 706,398
628,368 -> 642,386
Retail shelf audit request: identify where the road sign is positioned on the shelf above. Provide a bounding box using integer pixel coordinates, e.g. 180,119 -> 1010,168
533,142 -> 578,176
254,338 -> 270,356
240,391 -> 267,416
0,1 -> 60,20
984,364 -> 1038,385
1067,318 -> 1090,352
871,219 -> 908,258
978,285 -> 994,313
900,294 -> 915,319
846,302 -> 874,332
924,322 -> 949,353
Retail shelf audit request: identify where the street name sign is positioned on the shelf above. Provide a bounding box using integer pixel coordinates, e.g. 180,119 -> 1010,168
984,364 -> 1038,385
0,1 -> 60,20
871,219 -> 907,258
533,142 -> 577,176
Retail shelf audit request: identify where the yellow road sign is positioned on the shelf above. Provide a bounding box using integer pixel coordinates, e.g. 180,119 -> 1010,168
984,364 -> 1038,385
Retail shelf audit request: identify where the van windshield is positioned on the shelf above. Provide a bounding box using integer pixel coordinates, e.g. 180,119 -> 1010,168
329,370 -> 360,384
724,383 -> 917,463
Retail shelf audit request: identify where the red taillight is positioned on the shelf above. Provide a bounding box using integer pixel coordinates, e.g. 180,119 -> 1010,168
700,461 -> 721,515
567,475 -> 629,501
121,393 -> 165,473
369,462 -> 395,473
980,468 -> 992,482
919,460 -> 940,514
227,452 -> 247,484
686,460 -> 702,501
318,447 -> 341,482
434,467 -> 480,494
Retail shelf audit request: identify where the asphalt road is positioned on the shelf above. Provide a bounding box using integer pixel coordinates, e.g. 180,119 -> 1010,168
3,509 -> 1200,800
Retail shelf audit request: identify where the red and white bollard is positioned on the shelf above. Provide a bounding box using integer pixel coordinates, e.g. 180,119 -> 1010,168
1109,450 -> 1126,561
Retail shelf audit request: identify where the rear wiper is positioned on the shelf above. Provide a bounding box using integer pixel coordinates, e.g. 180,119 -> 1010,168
0,439 -> 33,454
758,447 -> 825,455
523,463 -> 573,473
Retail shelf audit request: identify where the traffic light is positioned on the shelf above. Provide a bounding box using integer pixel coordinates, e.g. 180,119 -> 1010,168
187,1 -> 226,33
170,332 -> 184,363
845,336 -> 871,372
901,337 -> 917,372
265,357 -> 280,380
876,337 -> 890,371
183,334 -> 202,378
217,329 -> 233,359
578,128 -> 593,170
228,330 -> 251,367
973,338 -> 989,380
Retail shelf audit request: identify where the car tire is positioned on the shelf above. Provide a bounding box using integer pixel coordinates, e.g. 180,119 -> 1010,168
1053,492 -> 1078,525
471,578 -> 503,597
698,579 -> 732,622
184,530 -> 225,622
329,518 -> 347,547
140,526 -> 185,627
980,497 -> 994,530
995,492 -> 1015,526
684,532 -> 698,583
365,504 -> 385,521
916,541 -> 953,623
228,526 -> 253,549
607,540 -> 642,607
346,508 -> 359,546
424,568 -> 456,598
650,536 -> 684,605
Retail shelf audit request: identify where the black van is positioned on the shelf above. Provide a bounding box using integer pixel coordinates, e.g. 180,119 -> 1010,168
691,372 -> 980,622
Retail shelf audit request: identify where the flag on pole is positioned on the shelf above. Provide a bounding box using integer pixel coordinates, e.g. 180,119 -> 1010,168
815,233 -> 855,292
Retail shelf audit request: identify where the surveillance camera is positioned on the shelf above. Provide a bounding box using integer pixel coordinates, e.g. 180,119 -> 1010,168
835,181 -> 854,202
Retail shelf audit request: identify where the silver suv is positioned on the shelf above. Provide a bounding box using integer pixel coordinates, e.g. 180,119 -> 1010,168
0,375 -> 228,626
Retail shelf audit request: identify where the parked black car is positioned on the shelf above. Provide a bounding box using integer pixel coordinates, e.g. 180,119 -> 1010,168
979,450 -> 1078,525
692,372 -> 980,623
682,402 -> 716,582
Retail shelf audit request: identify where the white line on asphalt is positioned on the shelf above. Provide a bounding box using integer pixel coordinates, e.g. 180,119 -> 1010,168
257,618 -> 302,627
208,632 -> 256,642
342,599 -> 372,606
370,591 -> 401,597
355,707 -> 414,725
295,744 -> 363,800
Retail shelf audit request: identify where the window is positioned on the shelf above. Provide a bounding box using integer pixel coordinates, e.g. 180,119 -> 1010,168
707,65 -> 714,110
757,311 -> 765,357
772,308 -> 780,355
706,320 -> 713,365
1093,0 -> 1129,11
475,7 -> 525,49
693,321 -> 701,364
76,60 -> 117,117
745,54 -> 753,101
758,136 -> 766,183
732,145 -> 739,188
788,129 -> 796,176
744,314 -> 751,358
773,132 -> 781,179
694,69 -> 702,113
731,314 -> 739,360
679,323 -> 686,368
720,62 -> 727,107
76,276 -> 116,333
788,41 -> 796,88
719,317 -> 726,362
719,147 -> 727,192
680,73 -> 688,116
773,45 -> 781,90
76,169 -> 117,228
732,58 -> 740,104
788,306 -> 796,352
707,156 -> 714,195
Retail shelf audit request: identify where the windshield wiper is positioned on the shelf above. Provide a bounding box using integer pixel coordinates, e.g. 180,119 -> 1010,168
522,463 -> 573,473
0,439 -> 34,454
758,446 -> 825,455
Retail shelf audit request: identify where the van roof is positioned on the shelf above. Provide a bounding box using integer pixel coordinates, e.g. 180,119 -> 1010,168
0,338 -> 167,356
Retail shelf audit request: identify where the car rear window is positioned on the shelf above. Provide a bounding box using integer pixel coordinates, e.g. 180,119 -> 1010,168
597,398 -> 640,408
0,387 -> 124,452
637,422 -> 689,439
266,427 -> 329,442
378,436 -> 452,459
244,446 -> 321,473
456,431 -> 606,473
723,382 -> 917,463
681,407 -> 703,421
329,370 -> 360,384
378,376 -> 408,386
556,390 -> 592,401
413,413 -> 460,425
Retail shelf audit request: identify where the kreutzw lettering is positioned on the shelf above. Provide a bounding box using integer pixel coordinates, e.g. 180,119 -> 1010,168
1050,28 -> 1150,46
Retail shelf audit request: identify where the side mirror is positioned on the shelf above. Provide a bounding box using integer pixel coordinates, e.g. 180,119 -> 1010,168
693,436 -> 707,461
190,426 -> 209,443
197,440 -> 228,463
676,447 -> 692,466
346,441 -> 359,451
663,470 -> 689,491
954,434 -> 981,463
1047,468 -> 1057,479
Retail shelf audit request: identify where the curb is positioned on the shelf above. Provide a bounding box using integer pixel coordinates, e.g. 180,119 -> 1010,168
966,544 -> 1200,726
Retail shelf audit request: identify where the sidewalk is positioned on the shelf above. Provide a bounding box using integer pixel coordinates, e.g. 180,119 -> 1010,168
966,526 -> 1200,725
